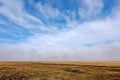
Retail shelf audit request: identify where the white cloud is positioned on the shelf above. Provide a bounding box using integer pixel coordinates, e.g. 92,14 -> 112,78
0,41 -> 120,61
0,0 -> 120,61
79,0 -> 103,19
35,2 -> 61,19
4,10 -> 118,61
0,0 -> 46,31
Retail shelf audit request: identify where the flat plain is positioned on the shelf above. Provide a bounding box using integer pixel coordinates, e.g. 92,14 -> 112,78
0,61 -> 120,80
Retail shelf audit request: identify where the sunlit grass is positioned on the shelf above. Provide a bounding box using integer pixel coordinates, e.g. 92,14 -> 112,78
0,62 -> 120,80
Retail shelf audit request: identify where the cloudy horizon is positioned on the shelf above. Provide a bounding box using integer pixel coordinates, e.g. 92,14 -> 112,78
0,0 -> 120,61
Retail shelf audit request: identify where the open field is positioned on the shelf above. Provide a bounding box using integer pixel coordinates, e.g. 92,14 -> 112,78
0,61 -> 120,80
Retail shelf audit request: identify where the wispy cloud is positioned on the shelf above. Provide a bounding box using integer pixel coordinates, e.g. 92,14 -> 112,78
0,0 -> 120,61
79,0 -> 103,19
35,2 -> 61,19
0,0 -> 45,30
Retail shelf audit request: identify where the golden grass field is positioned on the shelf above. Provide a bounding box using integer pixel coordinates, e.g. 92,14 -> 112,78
0,61 -> 120,80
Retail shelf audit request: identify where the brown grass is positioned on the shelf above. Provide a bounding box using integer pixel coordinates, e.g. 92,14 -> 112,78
0,61 -> 120,80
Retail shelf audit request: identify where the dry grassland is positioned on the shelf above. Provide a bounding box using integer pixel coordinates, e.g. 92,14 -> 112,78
0,61 -> 120,80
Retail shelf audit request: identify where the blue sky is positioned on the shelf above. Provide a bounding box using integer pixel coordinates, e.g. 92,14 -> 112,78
0,0 -> 120,61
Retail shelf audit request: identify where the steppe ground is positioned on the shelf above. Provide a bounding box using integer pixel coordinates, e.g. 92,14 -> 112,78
0,61 -> 120,80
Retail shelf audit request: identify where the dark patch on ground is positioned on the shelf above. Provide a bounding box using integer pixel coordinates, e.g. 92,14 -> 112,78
64,68 -> 85,74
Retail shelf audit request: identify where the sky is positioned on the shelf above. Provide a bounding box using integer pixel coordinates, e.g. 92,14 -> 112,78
0,0 -> 120,61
